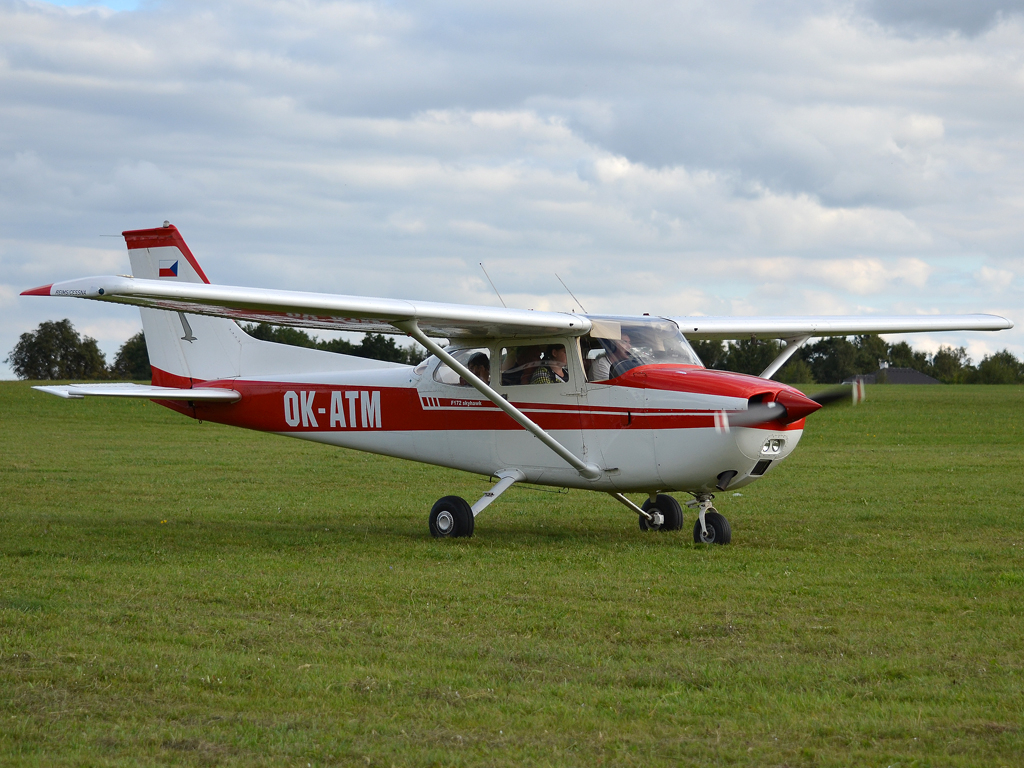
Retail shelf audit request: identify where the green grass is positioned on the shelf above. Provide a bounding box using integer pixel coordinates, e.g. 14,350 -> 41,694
2,380 -> 1023,766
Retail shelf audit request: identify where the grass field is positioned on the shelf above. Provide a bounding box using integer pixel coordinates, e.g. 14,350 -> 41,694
2,380 -> 1023,766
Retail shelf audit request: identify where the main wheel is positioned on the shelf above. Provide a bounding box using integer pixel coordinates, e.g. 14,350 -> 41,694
639,494 -> 684,532
693,510 -> 731,544
429,496 -> 475,538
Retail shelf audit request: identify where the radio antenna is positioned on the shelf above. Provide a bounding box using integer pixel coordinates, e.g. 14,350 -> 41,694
555,273 -> 589,314
479,262 -> 507,308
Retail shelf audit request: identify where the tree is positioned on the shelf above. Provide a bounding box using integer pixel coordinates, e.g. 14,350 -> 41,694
929,345 -> 972,384
352,333 -> 419,364
243,323 -> 319,348
804,337 -> 859,384
887,341 -> 929,372
318,337 -> 357,355
111,331 -> 151,380
240,323 -> 425,364
6,319 -> 107,380
776,357 -> 814,384
690,340 -> 728,369
723,338 -> 782,376
974,350 -> 1024,384
853,334 -> 890,373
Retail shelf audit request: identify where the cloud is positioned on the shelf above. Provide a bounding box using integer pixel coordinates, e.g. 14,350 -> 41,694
1,0 -> 1022,377
860,0 -> 1024,36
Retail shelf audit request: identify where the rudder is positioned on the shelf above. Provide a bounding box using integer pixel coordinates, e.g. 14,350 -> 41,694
125,223 -> 248,385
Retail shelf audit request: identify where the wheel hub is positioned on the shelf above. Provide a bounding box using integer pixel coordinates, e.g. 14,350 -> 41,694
436,510 -> 454,534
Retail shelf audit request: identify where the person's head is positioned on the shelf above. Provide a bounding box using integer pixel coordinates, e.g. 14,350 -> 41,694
467,352 -> 489,382
548,345 -> 567,365
518,345 -> 543,362
613,334 -> 632,357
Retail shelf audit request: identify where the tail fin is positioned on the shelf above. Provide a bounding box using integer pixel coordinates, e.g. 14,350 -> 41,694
125,223 -> 249,385
124,223 -> 399,385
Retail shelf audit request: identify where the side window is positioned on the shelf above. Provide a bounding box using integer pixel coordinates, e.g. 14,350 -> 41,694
500,344 -> 569,386
581,332 -> 638,382
432,348 -> 491,386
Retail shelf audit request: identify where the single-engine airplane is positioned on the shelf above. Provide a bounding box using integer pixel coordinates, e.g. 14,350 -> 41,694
23,224 -> 1014,543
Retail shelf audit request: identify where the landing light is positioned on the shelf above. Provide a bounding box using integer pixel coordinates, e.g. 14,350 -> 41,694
761,438 -> 785,454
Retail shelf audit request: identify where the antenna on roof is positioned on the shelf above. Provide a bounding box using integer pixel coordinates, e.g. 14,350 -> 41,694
479,262 -> 507,308
555,273 -> 589,314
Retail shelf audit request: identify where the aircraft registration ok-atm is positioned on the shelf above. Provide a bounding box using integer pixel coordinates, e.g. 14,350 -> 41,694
24,224 -> 1013,543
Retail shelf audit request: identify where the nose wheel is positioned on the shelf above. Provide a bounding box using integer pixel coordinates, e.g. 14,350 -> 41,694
693,507 -> 731,544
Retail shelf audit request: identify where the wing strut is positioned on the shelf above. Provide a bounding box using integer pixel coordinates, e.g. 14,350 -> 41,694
759,335 -> 811,380
394,320 -> 602,481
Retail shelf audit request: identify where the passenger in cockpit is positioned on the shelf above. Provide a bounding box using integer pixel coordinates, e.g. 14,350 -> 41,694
530,344 -> 568,384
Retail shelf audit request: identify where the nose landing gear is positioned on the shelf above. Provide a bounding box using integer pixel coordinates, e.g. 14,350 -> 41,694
692,495 -> 731,544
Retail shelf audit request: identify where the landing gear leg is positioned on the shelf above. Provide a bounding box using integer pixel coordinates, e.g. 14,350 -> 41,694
610,492 -> 663,529
692,494 -> 731,545
610,492 -> 682,532
430,469 -> 525,539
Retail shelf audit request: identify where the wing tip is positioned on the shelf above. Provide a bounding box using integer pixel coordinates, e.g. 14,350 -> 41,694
21,284 -> 53,297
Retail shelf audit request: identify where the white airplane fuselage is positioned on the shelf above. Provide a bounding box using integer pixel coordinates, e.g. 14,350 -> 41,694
163,356 -> 805,495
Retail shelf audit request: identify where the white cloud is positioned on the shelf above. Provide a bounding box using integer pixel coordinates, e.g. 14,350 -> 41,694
1,0 -> 1022,377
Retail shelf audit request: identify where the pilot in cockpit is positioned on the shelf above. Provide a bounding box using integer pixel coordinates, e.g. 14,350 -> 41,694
589,333 -> 632,381
459,352 -> 490,385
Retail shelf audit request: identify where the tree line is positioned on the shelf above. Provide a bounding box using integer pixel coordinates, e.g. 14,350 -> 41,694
690,336 -> 1024,384
5,319 -> 427,381
7,318 -> 1021,384
240,323 -> 427,365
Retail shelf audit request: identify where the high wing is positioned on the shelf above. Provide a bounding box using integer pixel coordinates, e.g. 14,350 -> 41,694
23,276 -> 589,339
674,314 -> 1013,341
24,275 -> 1012,341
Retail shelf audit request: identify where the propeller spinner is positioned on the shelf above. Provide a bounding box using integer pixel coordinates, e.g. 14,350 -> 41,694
715,379 -> 865,433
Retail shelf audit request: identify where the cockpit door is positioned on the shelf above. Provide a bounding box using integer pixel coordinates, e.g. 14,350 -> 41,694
493,338 -> 588,472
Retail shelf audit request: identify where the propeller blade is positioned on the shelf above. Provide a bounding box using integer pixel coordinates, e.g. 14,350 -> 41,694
714,388 -> 829,430
810,379 -> 866,407
714,382 -> 863,432
725,401 -> 788,428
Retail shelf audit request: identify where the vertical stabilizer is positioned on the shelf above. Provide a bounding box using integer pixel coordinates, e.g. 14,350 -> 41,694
123,223 -> 404,386
125,223 -> 248,385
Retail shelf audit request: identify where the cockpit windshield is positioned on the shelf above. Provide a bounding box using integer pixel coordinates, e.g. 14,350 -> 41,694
582,316 -> 703,381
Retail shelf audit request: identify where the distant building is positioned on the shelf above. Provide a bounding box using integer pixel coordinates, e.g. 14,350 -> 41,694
844,367 -> 940,385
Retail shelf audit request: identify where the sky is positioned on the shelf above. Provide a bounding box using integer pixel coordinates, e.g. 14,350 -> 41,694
2,0 -> 1022,377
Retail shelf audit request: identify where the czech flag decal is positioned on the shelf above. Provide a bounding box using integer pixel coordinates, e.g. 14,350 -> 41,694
158,260 -> 179,277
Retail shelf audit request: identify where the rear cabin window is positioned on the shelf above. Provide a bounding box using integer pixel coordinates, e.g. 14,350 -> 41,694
499,344 -> 569,386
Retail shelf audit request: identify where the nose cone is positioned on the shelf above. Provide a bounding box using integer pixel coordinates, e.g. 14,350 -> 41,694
775,389 -> 822,424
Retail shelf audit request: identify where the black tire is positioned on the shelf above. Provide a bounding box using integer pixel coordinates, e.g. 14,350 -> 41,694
639,494 -> 684,532
693,510 -> 731,544
429,496 -> 475,538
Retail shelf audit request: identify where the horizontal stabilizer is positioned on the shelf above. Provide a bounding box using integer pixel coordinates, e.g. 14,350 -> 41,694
32,383 -> 241,402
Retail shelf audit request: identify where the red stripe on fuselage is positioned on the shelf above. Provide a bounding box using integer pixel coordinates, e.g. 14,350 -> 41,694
147,377 -> 804,434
